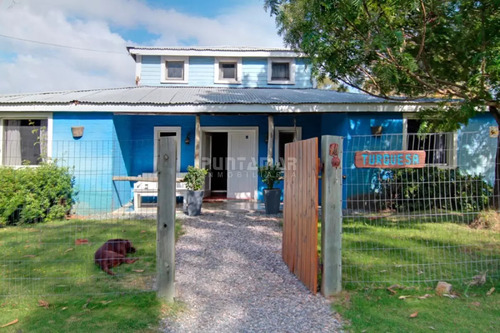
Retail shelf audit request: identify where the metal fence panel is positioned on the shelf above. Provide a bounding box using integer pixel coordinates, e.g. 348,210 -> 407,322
342,132 -> 500,287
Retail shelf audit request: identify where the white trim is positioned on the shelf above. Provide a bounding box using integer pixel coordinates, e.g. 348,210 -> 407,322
267,58 -> 296,85
200,126 -> 259,199
0,103 -> 433,113
130,48 -> 303,58
135,54 -> 142,85
153,126 -> 181,172
402,113 -> 457,168
0,112 -> 53,166
274,126 -> 302,163
160,56 -> 189,84
214,57 -> 242,84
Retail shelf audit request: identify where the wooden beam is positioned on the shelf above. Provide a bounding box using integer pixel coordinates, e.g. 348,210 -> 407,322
194,115 -> 201,168
156,137 -> 176,302
267,115 -> 274,164
321,135 -> 343,296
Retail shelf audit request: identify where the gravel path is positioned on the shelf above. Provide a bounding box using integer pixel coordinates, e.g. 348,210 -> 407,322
161,208 -> 342,333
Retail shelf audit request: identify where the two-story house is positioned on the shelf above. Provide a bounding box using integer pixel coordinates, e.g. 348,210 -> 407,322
0,46 -> 496,215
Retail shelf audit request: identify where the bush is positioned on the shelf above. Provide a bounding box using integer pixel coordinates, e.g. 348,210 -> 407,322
258,163 -> 283,189
381,167 -> 492,213
183,166 -> 208,191
0,163 -> 75,225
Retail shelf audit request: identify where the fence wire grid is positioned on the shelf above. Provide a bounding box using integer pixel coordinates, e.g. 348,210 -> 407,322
1,139 -> 160,297
342,132 -> 500,287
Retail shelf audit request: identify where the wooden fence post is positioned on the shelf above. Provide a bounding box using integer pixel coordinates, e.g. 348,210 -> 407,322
157,137 -> 176,301
321,135 -> 343,296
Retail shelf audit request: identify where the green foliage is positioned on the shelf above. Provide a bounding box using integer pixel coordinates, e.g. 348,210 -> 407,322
183,166 -> 208,191
381,167 -> 492,212
266,0 -> 500,125
258,163 -> 283,189
0,163 -> 75,225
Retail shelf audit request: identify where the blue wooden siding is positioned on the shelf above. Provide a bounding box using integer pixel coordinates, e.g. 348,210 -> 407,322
140,56 -> 162,85
139,55 -> 313,88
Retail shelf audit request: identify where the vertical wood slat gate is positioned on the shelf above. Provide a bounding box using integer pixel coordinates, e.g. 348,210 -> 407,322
283,138 -> 319,294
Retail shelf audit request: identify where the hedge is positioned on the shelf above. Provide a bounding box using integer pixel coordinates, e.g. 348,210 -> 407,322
0,163 -> 75,225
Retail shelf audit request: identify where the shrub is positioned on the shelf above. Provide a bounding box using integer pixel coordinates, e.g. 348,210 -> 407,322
183,166 -> 208,191
258,163 -> 283,189
0,163 -> 75,225
380,167 -> 492,213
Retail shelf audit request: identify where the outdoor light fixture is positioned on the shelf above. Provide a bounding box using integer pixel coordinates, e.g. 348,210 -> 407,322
185,133 -> 191,145
71,126 -> 84,139
371,126 -> 383,136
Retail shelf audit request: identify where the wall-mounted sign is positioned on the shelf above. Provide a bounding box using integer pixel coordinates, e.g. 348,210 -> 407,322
355,150 -> 426,169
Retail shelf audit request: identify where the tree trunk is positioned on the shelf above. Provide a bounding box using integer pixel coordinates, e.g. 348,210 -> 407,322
489,105 -> 500,209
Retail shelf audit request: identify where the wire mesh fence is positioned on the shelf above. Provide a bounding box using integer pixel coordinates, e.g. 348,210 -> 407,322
342,131 -> 500,288
1,139 -> 160,297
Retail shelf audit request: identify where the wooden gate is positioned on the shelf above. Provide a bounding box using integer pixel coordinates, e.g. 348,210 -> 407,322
282,138 -> 319,294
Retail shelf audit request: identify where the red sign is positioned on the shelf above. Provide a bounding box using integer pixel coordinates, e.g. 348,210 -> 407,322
355,151 -> 426,169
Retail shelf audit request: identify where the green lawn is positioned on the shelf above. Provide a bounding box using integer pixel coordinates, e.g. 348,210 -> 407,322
342,214 -> 500,287
333,213 -> 500,332
0,218 -> 184,332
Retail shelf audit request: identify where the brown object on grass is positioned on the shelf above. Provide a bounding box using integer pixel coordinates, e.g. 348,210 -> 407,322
94,239 -> 137,275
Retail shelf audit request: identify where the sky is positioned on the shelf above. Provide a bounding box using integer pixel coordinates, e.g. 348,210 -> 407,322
0,0 -> 283,94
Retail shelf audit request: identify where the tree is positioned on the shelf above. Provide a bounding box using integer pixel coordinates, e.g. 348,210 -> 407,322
266,0 -> 500,206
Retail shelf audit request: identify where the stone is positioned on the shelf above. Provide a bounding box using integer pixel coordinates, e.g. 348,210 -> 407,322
435,281 -> 452,296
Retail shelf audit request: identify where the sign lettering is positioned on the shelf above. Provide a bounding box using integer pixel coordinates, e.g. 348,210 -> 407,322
355,151 -> 426,169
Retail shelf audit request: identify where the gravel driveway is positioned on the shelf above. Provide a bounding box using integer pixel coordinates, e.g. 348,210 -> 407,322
161,207 -> 342,333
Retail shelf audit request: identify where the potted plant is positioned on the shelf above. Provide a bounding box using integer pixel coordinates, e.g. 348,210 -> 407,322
258,163 -> 283,214
183,166 -> 208,216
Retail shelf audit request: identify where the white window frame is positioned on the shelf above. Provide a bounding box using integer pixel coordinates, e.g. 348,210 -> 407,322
267,58 -> 296,85
274,126 -> 302,163
403,114 -> 457,168
153,127 -> 181,172
0,113 -> 53,167
161,56 -> 189,84
214,57 -> 242,84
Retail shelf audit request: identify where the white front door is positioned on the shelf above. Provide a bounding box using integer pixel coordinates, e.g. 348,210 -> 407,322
227,131 -> 257,199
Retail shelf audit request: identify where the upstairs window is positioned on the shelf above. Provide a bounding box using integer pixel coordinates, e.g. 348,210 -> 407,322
272,62 -> 290,80
214,58 -> 242,84
166,61 -> 184,80
268,58 -> 295,85
2,118 -> 49,166
404,117 -> 456,167
161,56 -> 189,83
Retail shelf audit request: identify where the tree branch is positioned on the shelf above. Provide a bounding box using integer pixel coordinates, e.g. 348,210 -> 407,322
416,0 -> 426,60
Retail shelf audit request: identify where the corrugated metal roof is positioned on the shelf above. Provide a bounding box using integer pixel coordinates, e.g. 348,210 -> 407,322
0,86 -> 401,106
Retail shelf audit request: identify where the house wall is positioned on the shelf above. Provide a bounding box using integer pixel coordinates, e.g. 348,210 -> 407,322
52,112 -> 118,214
457,113 -> 497,184
50,110 -> 496,215
139,56 -> 313,88
321,112 -> 405,204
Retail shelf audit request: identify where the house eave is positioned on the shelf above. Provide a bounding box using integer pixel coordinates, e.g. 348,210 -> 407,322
0,103 -> 432,114
127,47 -> 304,59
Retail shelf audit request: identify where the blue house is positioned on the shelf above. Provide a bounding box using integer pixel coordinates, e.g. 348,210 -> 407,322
0,46 -> 496,215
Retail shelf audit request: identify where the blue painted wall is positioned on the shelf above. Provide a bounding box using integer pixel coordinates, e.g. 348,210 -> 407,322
140,56 -> 313,88
52,112 -> 118,214
50,110 -> 496,215
321,112 -> 404,203
457,113 -> 497,184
